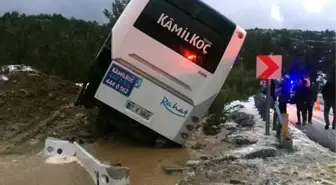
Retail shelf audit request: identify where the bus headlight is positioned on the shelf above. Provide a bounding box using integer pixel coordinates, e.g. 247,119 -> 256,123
191,116 -> 199,123
181,133 -> 189,139
186,125 -> 194,131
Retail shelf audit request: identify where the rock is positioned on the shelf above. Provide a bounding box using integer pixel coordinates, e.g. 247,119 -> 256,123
200,156 -> 208,160
227,146 -> 277,160
18,89 -> 32,97
162,166 -> 185,175
213,154 -> 238,162
230,178 -> 244,184
226,134 -> 258,145
222,122 -> 238,130
111,162 -> 122,167
205,171 -> 223,179
191,142 -> 204,150
244,147 -> 277,159
186,160 -> 201,167
280,138 -> 293,150
263,179 -> 281,185
229,112 -> 255,127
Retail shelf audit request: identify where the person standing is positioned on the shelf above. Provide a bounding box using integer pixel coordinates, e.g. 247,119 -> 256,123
306,77 -> 318,124
277,79 -> 290,114
293,79 -> 302,125
322,72 -> 335,130
294,77 -> 309,125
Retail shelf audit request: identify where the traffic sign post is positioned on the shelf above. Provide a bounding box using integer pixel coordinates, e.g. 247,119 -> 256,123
256,55 -> 282,135
265,79 -> 271,135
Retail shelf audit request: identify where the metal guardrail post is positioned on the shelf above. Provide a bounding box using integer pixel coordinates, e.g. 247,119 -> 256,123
273,101 -> 283,137
254,94 -> 292,149
254,94 -> 266,121
272,111 -> 277,131
44,138 -> 130,185
260,103 -> 264,120
265,80 -> 271,136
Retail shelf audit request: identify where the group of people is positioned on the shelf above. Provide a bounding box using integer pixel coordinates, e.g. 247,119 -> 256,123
263,70 -> 335,130
292,77 -> 318,125
292,74 -> 335,130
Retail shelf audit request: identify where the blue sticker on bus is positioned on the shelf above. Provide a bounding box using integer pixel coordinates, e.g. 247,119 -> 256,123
103,64 -> 138,97
134,78 -> 143,88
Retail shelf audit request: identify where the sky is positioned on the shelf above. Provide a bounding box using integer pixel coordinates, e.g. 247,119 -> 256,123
0,0 -> 335,31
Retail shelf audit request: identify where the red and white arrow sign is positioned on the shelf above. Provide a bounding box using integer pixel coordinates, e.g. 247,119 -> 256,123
256,55 -> 282,79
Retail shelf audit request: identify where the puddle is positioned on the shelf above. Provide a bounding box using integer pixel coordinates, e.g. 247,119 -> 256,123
87,139 -> 189,185
0,154 -> 93,185
0,133 -> 192,185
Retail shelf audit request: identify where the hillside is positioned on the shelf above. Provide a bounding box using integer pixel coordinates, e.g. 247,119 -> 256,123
1,12 -> 334,82
0,10 -> 335,109
240,28 -> 335,79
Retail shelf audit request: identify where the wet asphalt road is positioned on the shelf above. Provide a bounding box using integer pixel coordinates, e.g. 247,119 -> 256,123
288,105 -> 336,152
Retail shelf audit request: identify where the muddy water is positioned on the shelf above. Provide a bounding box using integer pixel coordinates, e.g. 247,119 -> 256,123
0,154 -> 93,185
87,139 -> 190,185
0,138 -> 189,185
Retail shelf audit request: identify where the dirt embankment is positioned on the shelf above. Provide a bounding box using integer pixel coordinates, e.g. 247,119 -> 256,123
0,70 -> 98,154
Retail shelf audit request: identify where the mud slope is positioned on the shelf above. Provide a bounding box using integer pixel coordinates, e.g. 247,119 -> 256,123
0,71 -> 98,154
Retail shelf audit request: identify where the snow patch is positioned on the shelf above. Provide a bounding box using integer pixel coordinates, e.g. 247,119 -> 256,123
1,75 -> 8,81
75,83 -> 89,88
1,64 -> 35,73
45,155 -> 81,165
0,64 -> 36,81
237,98 -> 333,154
229,98 -> 336,184
181,96 -> 335,185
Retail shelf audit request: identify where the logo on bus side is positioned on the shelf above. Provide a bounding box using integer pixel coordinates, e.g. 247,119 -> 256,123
157,13 -> 212,54
134,77 -> 143,88
160,96 -> 189,118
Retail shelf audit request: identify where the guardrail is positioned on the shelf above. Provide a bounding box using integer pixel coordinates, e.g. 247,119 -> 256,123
254,93 -> 279,135
254,93 -> 292,149
44,137 -> 130,185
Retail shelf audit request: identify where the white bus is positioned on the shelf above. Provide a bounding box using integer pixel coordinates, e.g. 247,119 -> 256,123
76,0 -> 246,146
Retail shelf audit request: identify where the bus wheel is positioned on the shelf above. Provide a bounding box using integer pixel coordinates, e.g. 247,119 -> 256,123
129,119 -> 140,128
95,105 -> 118,135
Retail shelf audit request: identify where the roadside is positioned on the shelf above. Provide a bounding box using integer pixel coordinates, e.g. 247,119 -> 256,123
178,100 -> 336,185
0,65 -> 99,185
1,65 -> 335,185
287,104 -> 336,152
0,65 -> 99,154
0,65 -> 236,185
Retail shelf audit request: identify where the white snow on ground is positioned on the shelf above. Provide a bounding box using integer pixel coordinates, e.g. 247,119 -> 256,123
45,155 -> 80,165
0,76 -> 8,81
0,65 -> 36,81
75,83 -> 90,88
0,64 -> 87,88
75,83 -> 89,88
227,97 -> 336,185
